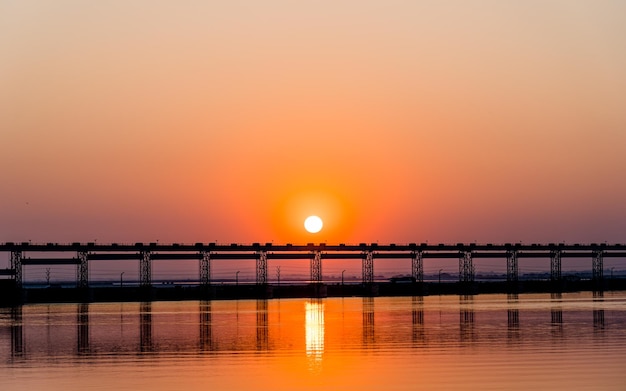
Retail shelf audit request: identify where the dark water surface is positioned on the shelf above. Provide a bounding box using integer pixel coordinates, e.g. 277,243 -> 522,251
1,292 -> 625,390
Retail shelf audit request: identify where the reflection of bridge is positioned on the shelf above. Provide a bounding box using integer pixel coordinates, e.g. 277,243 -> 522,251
1,296 -> 612,360
2,242 -> 625,287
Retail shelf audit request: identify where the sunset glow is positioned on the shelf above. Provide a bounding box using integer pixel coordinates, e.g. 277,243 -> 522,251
2,3 -> 626,391
1,1 -> 625,245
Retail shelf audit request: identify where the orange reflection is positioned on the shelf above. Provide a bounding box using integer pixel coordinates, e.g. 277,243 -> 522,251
305,300 -> 325,371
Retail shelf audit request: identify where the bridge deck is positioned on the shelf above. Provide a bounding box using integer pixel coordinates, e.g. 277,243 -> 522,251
1,243 -> 624,269
2,242 -> 625,253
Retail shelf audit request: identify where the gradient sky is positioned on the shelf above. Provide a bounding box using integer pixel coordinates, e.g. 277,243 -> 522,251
2,0 -> 626,245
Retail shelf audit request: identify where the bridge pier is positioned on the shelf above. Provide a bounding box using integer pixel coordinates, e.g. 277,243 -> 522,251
411,251 -> 423,283
256,251 -> 267,285
310,251 -> 322,283
77,251 -> 89,288
506,250 -> 518,283
362,251 -> 374,285
11,251 -> 23,288
200,251 -> 212,286
550,250 -> 562,281
592,250 -> 604,282
140,251 -> 152,287
459,251 -> 474,283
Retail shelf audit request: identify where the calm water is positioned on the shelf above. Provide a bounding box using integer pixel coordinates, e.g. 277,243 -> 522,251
1,292 -> 626,391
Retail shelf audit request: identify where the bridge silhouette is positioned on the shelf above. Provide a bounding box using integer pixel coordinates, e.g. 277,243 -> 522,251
1,242 -> 624,288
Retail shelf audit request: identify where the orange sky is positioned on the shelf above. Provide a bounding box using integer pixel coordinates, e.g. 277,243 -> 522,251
2,1 -> 626,244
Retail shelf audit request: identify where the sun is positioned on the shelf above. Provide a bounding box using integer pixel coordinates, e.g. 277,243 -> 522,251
304,215 -> 323,233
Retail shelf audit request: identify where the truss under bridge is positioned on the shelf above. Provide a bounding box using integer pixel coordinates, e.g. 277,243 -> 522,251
1,242 -> 624,288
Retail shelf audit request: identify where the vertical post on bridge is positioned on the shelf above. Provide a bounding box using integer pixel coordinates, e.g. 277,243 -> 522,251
411,251 -> 423,283
11,251 -> 23,289
506,250 -> 518,283
310,251 -> 322,283
140,251 -> 152,287
362,251 -> 374,285
256,251 -> 267,285
550,250 -> 561,282
200,251 -> 212,286
77,251 -> 89,288
592,250 -> 604,282
458,251 -> 474,283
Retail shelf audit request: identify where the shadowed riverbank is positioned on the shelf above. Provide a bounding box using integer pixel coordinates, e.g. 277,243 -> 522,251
1,278 -> 626,305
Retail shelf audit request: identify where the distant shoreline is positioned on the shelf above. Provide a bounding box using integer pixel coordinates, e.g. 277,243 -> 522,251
2,279 -> 625,306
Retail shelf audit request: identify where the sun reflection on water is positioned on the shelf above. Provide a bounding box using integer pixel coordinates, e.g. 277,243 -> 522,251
305,300 -> 325,371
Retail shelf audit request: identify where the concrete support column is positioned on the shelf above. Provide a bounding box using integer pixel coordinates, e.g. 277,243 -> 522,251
310,251 -> 322,283
459,251 -> 474,283
550,250 -> 562,281
362,251 -> 374,284
200,251 -> 212,286
592,250 -> 604,282
256,251 -> 267,285
506,250 -> 518,283
11,251 -> 23,288
140,251 -> 152,287
411,251 -> 423,283
77,251 -> 89,288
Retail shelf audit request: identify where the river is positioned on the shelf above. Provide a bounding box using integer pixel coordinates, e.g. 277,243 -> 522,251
1,291 -> 625,390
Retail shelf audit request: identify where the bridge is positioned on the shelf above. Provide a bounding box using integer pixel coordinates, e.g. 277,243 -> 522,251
1,242 -> 625,288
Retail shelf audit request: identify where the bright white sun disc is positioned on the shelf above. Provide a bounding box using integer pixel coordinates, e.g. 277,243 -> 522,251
304,216 -> 323,233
